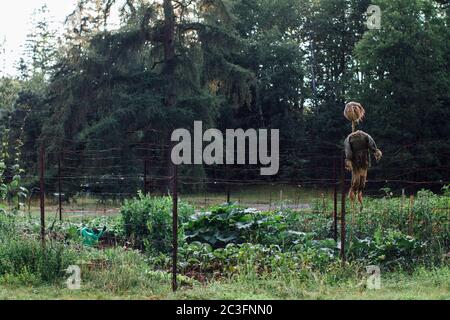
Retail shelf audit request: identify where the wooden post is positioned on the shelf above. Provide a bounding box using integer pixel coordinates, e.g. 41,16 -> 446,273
333,157 -> 338,242
340,152 -> 346,263
172,163 -> 178,292
39,145 -> 45,247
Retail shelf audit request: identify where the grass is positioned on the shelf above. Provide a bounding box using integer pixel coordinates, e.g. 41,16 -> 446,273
17,185 -> 331,218
0,266 -> 448,300
174,265 -> 450,300
181,185 -> 330,209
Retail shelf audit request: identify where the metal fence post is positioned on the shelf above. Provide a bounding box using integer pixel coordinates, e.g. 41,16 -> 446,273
58,152 -> 63,221
40,145 -> 45,247
226,166 -> 230,203
172,163 -> 178,292
340,152 -> 346,263
333,157 -> 338,242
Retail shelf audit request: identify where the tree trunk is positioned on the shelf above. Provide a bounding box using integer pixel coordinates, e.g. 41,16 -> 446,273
163,0 -> 176,108
163,0 -> 176,193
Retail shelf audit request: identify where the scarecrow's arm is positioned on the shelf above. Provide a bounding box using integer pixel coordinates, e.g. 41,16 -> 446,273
344,136 -> 352,160
344,136 -> 353,170
367,133 -> 383,161
367,134 -> 378,154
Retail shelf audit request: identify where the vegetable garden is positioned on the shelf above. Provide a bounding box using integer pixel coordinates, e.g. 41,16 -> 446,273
0,186 -> 448,299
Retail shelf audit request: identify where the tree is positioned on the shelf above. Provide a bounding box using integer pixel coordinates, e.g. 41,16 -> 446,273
0,78 -> 21,113
7,0 -> 449,194
23,5 -> 59,80
33,0 -> 253,193
350,0 -> 450,182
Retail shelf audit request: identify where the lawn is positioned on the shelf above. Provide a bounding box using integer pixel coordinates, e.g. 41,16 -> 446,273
1,266 -> 448,300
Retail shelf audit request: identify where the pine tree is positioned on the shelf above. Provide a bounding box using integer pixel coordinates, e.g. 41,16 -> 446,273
0,37 -> 6,76
35,0 -> 254,192
24,5 -> 58,79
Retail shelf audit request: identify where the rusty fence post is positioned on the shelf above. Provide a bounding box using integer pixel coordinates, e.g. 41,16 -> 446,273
204,179 -> 207,208
172,163 -> 178,292
333,157 -> 338,242
58,152 -> 63,221
340,152 -> 346,263
39,145 -> 45,247
225,166 -> 231,203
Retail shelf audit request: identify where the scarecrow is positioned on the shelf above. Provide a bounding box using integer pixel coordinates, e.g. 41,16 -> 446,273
343,102 -> 383,207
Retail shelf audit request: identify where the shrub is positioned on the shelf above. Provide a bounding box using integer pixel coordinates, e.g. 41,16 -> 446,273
78,247 -> 196,293
120,193 -> 194,253
0,238 -> 77,283
350,189 -> 449,260
175,241 -> 338,278
349,229 -> 427,269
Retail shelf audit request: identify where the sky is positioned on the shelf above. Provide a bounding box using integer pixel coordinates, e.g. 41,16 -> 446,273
0,0 -> 77,76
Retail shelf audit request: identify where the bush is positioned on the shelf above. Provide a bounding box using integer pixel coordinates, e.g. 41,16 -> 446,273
350,189 -> 449,261
150,240 -> 338,279
149,227 -> 339,278
0,238 -> 77,283
349,229 -> 427,269
78,247 -> 196,293
120,193 -> 194,253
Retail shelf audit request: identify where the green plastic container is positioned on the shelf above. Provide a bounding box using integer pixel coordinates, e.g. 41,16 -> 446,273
81,226 -> 106,247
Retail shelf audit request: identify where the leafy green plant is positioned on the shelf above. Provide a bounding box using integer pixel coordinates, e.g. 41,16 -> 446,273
0,238 -> 77,283
175,240 -> 338,278
184,204 -> 254,247
442,184 -> 450,197
184,204 -> 334,249
349,189 -> 449,260
0,114 -> 28,212
349,229 -> 427,269
120,193 -> 194,253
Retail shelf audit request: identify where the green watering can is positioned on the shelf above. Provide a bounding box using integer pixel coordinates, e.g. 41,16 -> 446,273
80,226 -> 106,247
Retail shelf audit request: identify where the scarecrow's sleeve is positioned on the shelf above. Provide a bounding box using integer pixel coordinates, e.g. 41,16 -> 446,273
367,133 -> 379,154
344,136 -> 352,160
